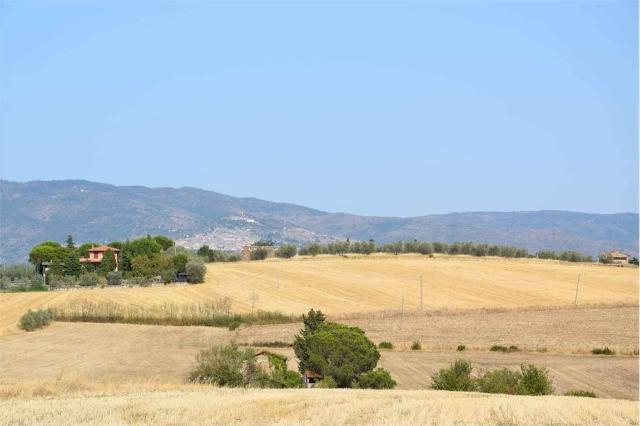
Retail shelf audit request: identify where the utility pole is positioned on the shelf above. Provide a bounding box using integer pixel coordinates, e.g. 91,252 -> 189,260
420,275 -> 424,311
400,295 -> 405,332
574,273 -> 581,306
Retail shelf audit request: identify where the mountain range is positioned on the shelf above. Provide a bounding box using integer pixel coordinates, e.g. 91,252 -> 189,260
0,179 -> 637,263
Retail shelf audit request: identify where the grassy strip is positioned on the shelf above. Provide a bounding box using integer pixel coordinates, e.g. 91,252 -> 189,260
51,300 -> 299,330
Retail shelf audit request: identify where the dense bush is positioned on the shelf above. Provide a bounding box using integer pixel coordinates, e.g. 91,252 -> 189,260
186,259 -> 206,283
516,364 -> 554,395
476,368 -> 520,394
294,309 -> 385,388
79,272 -> 100,287
411,341 -> 422,350
197,246 -> 240,263
19,308 -> 55,331
106,271 -> 122,286
456,345 -> 466,352
354,368 -> 396,389
276,244 -> 297,259
490,344 -> 520,353
591,347 -> 615,355
189,344 -> 301,388
378,341 -> 394,349
431,359 -> 476,391
189,344 -> 255,386
250,248 -> 268,261
558,251 -> 592,263
536,250 -> 557,260
172,253 -> 189,273
160,269 -> 176,284
0,263 -> 36,283
564,389 -> 596,398
430,361 -> 553,396
316,377 -> 337,388
47,274 -> 78,288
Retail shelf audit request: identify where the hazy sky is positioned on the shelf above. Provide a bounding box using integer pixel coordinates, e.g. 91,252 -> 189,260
1,1 -> 637,216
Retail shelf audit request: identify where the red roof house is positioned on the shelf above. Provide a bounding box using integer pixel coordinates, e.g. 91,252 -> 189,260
80,245 -> 120,270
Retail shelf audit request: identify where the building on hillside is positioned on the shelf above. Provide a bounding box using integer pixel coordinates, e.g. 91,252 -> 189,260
80,245 -> 121,271
608,250 -> 630,265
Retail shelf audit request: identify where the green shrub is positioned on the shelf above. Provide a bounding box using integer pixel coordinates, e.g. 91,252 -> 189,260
410,341 -> 422,350
316,377 -> 337,388
48,274 -> 79,288
276,244 -> 297,259
456,345 -> 466,352
250,248 -> 268,261
431,359 -> 476,391
354,368 -> 396,389
516,364 -> 554,395
490,344 -> 520,353
591,347 -> 615,355
378,341 -> 394,349
189,344 -> 254,386
160,269 -> 175,284
106,271 -> 122,286
186,259 -> 206,283
265,368 -> 303,389
79,272 -> 99,287
189,344 -> 301,388
477,368 -> 520,394
19,308 -> 55,331
564,389 -> 596,398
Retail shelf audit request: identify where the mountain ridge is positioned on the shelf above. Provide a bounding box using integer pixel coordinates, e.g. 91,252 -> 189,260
1,179 -> 637,263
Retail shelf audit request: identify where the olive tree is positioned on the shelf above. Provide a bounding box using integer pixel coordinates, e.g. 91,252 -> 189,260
186,259 -> 206,283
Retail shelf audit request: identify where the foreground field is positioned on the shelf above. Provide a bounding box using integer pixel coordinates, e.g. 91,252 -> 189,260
1,385 -> 637,426
1,255 -> 637,335
1,315 -> 637,400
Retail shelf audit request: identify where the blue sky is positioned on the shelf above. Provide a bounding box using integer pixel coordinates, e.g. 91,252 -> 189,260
1,1 -> 637,216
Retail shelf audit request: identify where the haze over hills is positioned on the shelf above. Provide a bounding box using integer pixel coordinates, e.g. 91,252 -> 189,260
0,179 -> 637,263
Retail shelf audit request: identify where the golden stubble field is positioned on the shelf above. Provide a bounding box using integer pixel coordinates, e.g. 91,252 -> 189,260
0,385 -> 637,426
0,255 -> 638,425
1,254 -> 637,335
1,318 -> 637,400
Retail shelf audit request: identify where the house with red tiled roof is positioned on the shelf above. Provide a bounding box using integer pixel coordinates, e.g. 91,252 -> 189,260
80,245 -> 120,271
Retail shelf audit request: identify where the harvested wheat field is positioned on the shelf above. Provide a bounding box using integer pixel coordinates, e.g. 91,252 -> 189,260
1,255 -> 637,335
0,385 -> 637,426
1,320 -> 637,400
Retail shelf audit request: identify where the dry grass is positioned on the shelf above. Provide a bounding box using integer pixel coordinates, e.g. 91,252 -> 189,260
0,382 -> 637,425
1,255 -> 637,335
1,318 -> 637,400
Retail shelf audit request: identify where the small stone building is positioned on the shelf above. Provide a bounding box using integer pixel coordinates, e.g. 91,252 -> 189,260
303,370 -> 323,388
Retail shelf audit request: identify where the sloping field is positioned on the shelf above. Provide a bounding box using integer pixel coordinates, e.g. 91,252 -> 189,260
1,320 -> 637,399
1,386 -> 637,426
1,255 -> 637,335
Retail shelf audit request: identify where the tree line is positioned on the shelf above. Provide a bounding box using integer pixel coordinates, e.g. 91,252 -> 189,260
27,235 -> 206,288
294,239 -> 595,262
